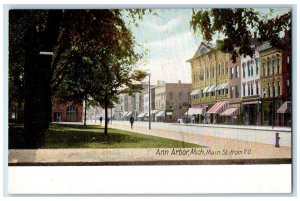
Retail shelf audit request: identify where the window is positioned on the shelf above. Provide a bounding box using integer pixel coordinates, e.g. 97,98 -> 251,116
247,61 -> 250,77
236,66 -> 239,78
242,62 -> 246,78
267,83 -> 270,97
250,83 -> 253,96
251,64 -> 253,76
255,58 -> 259,75
277,57 -> 280,74
267,60 -> 270,76
235,66 -> 238,78
212,66 -> 214,78
222,61 -> 225,75
263,88 -> 266,98
272,57 -> 275,75
235,85 -> 239,98
231,67 -> 234,79
179,92 -> 183,100
263,62 -> 266,77
66,106 -> 78,122
230,87 -> 234,99
218,64 -> 221,76
277,81 -> 281,97
206,67 -> 209,79
243,84 -> 246,97
226,61 -> 229,75
256,82 -> 259,95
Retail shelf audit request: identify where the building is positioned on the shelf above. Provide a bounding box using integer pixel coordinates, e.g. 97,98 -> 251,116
222,53 -> 242,124
187,42 -> 230,124
277,31 -> 292,126
52,101 -> 83,122
155,80 -> 191,123
259,41 -> 284,126
240,36 -> 262,125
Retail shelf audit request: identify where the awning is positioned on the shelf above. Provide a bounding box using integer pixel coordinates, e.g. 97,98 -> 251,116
277,101 -> 291,113
203,86 -> 210,93
166,112 -> 173,115
220,107 -> 240,116
190,89 -> 200,96
242,101 -> 260,105
137,112 -> 146,118
155,111 -> 165,117
122,112 -> 128,117
219,83 -> 228,90
144,112 -> 149,117
185,108 -> 205,116
206,85 -> 216,93
215,84 -> 223,91
126,111 -> 132,117
151,110 -> 159,114
207,101 -> 229,114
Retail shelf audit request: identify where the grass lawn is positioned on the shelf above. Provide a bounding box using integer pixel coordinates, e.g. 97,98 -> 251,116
9,123 -> 204,149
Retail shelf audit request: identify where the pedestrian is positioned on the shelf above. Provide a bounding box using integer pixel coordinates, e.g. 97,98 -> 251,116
99,116 -> 103,125
129,115 -> 135,129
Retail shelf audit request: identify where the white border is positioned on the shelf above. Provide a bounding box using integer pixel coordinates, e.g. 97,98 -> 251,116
2,0 -> 298,197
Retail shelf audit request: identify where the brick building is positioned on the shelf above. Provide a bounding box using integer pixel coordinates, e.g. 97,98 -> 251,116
52,101 -> 83,122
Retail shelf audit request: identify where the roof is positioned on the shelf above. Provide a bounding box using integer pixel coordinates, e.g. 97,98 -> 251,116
187,42 -> 216,62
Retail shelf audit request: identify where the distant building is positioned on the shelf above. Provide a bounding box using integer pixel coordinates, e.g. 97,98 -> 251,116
52,101 -> 83,122
155,80 -> 191,123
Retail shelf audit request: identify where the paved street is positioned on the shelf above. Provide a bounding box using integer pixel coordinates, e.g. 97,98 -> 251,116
96,120 -> 292,147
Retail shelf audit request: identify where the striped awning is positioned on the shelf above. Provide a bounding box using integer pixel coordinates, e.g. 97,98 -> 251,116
155,111 -> 165,117
220,107 -> 240,116
126,111 -> 132,117
215,83 -> 224,91
277,101 -> 291,113
220,83 -> 228,89
122,112 -> 128,117
144,112 -> 149,117
137,112 -> 146,118
207,101 -> 229,114
190,89 -> 200,96
206,85 -> 216,93
203,86 -> 210,93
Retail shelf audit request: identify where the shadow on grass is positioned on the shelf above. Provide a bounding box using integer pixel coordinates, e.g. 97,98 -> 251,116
9,123 -> 204,149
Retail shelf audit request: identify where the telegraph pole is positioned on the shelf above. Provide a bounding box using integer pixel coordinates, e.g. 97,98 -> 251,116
149,74 -> 151,130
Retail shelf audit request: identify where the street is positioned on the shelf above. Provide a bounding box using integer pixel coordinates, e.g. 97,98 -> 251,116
92,120 -> 292,147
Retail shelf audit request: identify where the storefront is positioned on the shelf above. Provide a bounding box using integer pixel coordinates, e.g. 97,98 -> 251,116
220,107 -> 240,125
277,101 -> 291,127
242,100 -> 261,125
206,101 -> 228,124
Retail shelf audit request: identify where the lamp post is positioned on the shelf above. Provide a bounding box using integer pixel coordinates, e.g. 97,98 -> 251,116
149,74 -> 151,130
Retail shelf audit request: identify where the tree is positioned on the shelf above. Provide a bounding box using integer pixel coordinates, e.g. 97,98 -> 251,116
190,8 -> 291,62
54,10 -> 148,134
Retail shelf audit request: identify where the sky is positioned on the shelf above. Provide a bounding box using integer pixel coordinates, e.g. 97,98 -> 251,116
124,8 -> 291,85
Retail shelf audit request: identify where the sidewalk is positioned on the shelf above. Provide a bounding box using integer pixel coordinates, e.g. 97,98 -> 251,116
9,122 -> 291,166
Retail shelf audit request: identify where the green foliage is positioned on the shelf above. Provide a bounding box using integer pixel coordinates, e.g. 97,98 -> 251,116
190,8 -> 291,61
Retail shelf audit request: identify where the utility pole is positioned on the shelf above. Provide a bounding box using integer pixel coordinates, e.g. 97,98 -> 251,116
149,74 -> 151,130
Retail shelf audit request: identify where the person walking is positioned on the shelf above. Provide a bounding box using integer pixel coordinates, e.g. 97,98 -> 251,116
99,116 -> 103,125
129,115 -> 135,129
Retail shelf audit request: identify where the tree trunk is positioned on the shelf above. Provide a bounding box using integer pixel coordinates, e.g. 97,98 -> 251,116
84,97 -> 87,126
104,98 -> 108,135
